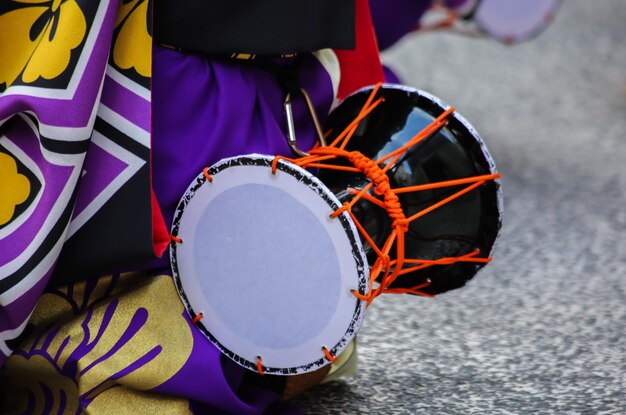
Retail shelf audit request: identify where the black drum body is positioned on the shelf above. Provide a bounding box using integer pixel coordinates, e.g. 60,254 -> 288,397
319,85 -> 502,295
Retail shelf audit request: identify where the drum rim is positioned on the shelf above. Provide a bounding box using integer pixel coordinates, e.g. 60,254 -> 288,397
472,0 -> 562,44
170,154 -> 368,375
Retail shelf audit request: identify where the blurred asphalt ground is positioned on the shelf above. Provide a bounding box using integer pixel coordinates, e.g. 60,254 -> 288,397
296,0 -> 625,413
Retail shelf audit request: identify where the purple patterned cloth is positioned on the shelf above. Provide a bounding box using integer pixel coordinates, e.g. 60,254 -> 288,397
1,1 -> 340,412
0,0 -> 121,363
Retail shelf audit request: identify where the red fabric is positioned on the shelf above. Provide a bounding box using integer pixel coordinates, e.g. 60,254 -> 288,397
150,71 -> 169,259
334,0 -> 384,99
151,188 -> 170,258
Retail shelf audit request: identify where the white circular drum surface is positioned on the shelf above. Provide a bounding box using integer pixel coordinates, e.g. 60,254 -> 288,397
170,155 -> 368,375
474,0 -> 561,43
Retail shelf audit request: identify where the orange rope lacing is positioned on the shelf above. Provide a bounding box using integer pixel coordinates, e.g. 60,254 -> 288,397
191,312 -> 204,324
273,83 -> 500,306
203,167 -> 213,182
256,356 -> 264,375
170,234 -> 183,244
322,346 -> 337,362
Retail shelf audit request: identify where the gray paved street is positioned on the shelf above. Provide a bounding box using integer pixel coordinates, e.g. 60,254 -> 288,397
296,1 -> 626,413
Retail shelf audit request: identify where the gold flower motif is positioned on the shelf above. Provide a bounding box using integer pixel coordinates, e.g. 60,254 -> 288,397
2,274 -> 194,413
3,354 -> 81,414
0,0 -> 87,87
112,0 -> 151,78
0,152 -> 31,226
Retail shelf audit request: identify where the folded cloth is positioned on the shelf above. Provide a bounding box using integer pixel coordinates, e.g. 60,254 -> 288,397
1,1 -> 384,411
0,272 -> 301,414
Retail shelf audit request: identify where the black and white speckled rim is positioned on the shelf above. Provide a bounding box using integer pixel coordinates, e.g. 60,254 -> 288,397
170,154 -> 368,376
351,84 -> 504,258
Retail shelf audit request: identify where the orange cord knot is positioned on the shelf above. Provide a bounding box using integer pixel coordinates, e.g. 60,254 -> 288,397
393,218 -> 410,233
347,151 -> 408,232
386,192 -> 408,232
347,151 -> 388,195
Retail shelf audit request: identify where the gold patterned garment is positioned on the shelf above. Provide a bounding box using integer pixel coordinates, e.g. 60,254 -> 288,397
0,272 -> 301,414
2,273 -> 193,413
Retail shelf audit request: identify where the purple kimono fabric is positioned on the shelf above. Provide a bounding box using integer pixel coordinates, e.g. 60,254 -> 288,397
0,0 -> 123,363
145,45 -> 339,413
369,0 -> 472,50
151,46 -> 336,271
1,0 -> 339,412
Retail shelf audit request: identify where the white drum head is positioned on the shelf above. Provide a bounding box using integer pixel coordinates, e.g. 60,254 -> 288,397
170,155 -> 368,375
474,0 -> 561,43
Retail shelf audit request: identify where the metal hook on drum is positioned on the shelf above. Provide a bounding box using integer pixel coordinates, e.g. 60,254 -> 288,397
284,88 -> 327,157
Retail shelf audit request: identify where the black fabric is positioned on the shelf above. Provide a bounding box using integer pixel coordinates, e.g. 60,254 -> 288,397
154,0 -> 356,55
50,118 -> 154,287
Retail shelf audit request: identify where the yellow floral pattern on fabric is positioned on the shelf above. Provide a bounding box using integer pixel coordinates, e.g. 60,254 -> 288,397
1,273 -> 194,413
0,152 -> 31,226
0,0 -> 87,87
113,0 -> 151,77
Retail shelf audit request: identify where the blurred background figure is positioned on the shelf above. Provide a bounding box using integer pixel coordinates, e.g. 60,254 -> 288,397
369,0 -> 562,81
